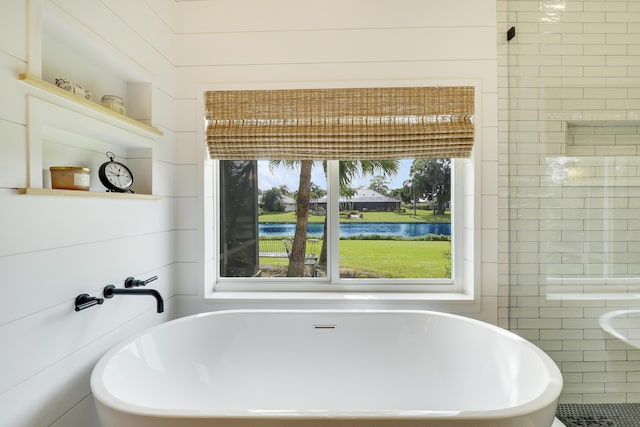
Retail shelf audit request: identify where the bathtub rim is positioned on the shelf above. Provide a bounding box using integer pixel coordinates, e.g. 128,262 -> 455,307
91,309 -> 563,421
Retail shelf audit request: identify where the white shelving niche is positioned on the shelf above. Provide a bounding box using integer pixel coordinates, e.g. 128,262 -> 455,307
20,0 -> 163,199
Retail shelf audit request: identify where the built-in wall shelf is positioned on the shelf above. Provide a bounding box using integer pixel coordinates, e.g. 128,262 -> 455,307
22,0 -> 162,198
18,73 -> 162,138
18,188 -> 161,200
23,94 -> 157,196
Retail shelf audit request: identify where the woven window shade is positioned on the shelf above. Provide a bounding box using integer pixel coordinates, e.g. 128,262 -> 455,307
205,86 -> 474,160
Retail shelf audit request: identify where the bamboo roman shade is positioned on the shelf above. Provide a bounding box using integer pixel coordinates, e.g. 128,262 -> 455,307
205,86 -> 474,160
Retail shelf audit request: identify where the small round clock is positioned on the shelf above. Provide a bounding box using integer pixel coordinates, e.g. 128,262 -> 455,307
98,152 -> 134,193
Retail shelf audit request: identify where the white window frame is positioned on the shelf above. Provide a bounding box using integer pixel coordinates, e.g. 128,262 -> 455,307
213,159 -> 468,293
200,79 -> 481,305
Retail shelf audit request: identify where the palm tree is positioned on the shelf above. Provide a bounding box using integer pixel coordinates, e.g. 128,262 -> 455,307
288,160 -> 313,277
269,160 -> 313,277
271,160 -> 399,276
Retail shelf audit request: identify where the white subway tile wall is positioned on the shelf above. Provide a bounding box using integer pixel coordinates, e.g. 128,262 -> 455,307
499,0 -> 640,403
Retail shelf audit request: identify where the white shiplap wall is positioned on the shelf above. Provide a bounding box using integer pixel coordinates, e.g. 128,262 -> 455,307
174,0 -> 500,319
499,0 -> 640,403
0,1 -> 501,425
0,1 -> 183,426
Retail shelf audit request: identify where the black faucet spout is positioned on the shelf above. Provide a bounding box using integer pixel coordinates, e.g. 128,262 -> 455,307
103,285 -> 164,313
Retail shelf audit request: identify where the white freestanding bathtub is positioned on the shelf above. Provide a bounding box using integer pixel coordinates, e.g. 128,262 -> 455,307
91,310 -> 563,427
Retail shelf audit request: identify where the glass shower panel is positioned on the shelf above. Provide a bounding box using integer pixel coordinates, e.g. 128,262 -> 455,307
506,0 -> 640,406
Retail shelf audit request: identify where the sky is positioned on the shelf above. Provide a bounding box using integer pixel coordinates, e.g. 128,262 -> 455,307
257,160 -> 412,192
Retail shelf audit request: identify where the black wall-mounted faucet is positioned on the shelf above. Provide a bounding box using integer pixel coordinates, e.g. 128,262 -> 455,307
103,285 -> 164,313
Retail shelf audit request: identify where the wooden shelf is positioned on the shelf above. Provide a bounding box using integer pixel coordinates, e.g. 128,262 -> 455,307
18,73 -> 162,138
18,188 -> 161,200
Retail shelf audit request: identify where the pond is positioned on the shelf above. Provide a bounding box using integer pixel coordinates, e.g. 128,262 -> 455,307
259,222 -> 451,238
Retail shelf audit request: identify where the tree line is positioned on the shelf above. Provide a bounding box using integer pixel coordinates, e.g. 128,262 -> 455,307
262,158 -> 451,216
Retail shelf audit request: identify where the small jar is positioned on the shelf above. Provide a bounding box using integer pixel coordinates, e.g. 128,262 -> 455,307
101,95 -> 126,115
50,166 -> 91,191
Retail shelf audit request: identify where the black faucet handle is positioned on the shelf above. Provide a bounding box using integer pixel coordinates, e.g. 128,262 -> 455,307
144,275 -> 158,285
75,294 -> 104,311
124,275 -> 158,288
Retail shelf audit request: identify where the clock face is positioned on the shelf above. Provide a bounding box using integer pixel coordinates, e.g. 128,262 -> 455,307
103,162 -> 133,190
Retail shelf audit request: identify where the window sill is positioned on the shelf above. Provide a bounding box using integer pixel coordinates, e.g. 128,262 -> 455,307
204,290 -> 477,310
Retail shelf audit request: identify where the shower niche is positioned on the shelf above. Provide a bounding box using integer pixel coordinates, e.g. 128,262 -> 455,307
566,121 -> 640,157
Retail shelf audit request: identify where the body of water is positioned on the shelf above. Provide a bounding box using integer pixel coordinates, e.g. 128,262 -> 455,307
259,222 -> 451,238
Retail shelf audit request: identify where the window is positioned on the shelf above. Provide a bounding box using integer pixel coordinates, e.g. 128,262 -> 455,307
215,157 -> 471,293
206,84 -> 476,295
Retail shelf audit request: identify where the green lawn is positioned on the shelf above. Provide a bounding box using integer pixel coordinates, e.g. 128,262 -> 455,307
259,239 -> 451,278
259,209 -> 450,223
339,240 -> 450,278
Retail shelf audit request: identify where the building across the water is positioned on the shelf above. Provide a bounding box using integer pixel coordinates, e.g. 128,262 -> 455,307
311,189 -> 401,212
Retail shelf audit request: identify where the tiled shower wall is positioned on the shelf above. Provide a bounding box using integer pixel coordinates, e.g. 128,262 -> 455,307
499,1 -> 640,403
